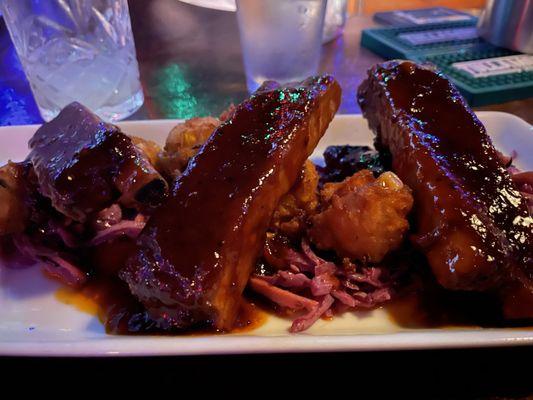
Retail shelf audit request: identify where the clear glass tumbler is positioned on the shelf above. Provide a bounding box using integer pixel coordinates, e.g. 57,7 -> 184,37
236,0 -> 327,93
0,0 -> 144,122
322,0 -> 348,43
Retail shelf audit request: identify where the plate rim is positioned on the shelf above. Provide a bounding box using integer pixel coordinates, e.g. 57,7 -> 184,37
1,329 -> 532,357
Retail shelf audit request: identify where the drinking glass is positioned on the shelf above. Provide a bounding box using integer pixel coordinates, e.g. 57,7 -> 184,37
236,0 -> 327,93
323,0 -> 348,43
0,0 -> 144,122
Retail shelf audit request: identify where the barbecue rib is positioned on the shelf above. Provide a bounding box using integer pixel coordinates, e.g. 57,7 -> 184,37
358,61 -> 533,318
121,76 -> 342,331
28,102 -> 168,222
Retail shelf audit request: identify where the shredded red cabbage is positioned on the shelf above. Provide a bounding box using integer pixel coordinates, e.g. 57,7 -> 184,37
93,204 -> 123,231
250,239 -> 395,332
12,234 -> 87,287
88,216 -> 146,246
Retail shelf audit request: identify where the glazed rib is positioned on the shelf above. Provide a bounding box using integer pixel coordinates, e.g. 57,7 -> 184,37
358,61 -> 532,317
28,102 -> 168,222
121,76 -> 342,331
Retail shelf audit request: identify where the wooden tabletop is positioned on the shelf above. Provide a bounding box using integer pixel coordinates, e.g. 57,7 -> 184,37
127,0 -> 533,123
1,0 -> 531,125
129,0 -> 533,122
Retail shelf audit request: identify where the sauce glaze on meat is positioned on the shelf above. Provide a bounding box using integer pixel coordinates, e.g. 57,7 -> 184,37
28,102 -> 168,222
358,60 -> 532,318
121,76 -> 342,331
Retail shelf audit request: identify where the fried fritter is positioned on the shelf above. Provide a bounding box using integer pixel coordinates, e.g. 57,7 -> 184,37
269,160 -> 319,238
309,169 -> 413,262
157,117 -> 220,178
0,162 -> 29,235
130,136 -> 162,166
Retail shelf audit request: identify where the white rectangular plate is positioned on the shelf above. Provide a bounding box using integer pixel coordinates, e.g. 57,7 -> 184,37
0,112 -> 532,356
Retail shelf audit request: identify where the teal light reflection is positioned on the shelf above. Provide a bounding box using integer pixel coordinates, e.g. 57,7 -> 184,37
152,63 -> 199,119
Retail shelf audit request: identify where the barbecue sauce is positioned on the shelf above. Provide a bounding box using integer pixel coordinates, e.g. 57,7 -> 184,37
386,285 -> 530,329
54,269 -> 532,334
358,60 -> 533,319
28,102 -> 167,222
55,279 -> 268,334
50,232 -> 532,333
384,263 -> 533,329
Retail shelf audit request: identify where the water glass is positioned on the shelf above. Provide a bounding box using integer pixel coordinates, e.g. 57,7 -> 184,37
0,0 -> 144,122
236,0 -> 327,93
323,0 -> 348,43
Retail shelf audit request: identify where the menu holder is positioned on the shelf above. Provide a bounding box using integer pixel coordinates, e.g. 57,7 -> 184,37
373,7 -> 477,27
361,20 -> 533,106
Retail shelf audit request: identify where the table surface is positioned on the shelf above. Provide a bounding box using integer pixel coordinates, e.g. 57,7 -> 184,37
0,0 -> 532,126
